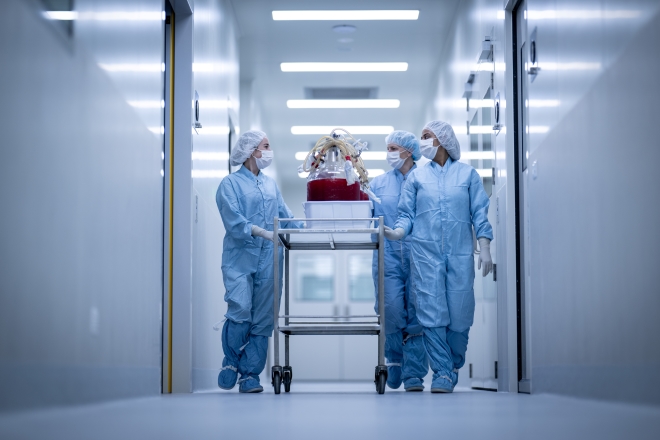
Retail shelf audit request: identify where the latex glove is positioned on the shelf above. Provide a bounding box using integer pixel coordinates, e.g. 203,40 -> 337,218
251,225 -> 274,241
384,226 -> 405,241
478,238 -> 493,277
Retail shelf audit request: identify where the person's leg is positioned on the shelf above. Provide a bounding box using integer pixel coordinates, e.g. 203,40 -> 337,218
238,244 -> 279,392
377,249 -> 407,389
217,269 -> 254,390
218,319 -> 251,389
423,326 -> 455,392
401,333 -> 427,391
446,254 -> 476,388
401,247 -> 428,390
384,330 -> 404,389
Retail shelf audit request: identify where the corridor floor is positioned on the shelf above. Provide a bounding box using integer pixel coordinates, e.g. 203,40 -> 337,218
0,383 -> 658,440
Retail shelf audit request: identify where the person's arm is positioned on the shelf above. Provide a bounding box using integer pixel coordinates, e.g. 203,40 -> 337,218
393,175 -> 417,238
277,188 -> 304,229
468,168 -> 494,275
216,179 -> 254,241
468,168 -> 493,241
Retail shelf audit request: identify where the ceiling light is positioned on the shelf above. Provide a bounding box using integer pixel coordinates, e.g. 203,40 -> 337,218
360,152 -> 387,160
368,169 -> 386,177
192,152 -> 230,160
287,99 -> 400,109
43,11 -> 78,20
461,152 -> 495,160
291,126 -> 394,135
337,38 -> 354,43
272,10 -> 419,21
192,170 -> 229,178
281,62 -> 408,72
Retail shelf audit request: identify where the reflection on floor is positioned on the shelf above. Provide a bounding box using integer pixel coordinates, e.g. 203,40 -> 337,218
1,382 -> 658,440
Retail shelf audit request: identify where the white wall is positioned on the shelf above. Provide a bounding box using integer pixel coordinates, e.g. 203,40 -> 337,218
0,0 -> 164,410
190,0 -> 241,391
427,0 -> 660,404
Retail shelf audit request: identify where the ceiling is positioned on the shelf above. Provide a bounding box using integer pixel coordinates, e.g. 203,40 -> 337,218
230,0 -> 462,190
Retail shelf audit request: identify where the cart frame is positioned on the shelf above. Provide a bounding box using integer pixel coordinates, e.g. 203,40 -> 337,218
271,216 -> 387,394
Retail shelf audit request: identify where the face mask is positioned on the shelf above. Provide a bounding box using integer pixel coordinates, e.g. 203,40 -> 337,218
254,150 -> 273,169
387,151 -> 406,170
419,138 -> 438,160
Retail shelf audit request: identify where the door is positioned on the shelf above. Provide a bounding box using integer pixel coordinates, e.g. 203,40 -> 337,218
514,0 -> 533,394
464,70 -> 499,391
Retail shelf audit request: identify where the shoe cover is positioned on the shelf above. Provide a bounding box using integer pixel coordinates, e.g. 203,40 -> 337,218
404,377 -> 424,391
217,359 -> 238,390
238,376 -> 263,393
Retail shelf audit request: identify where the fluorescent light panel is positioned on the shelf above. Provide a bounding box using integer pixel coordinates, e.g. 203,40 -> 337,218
192,152 -> 229,160
462,152 -> 495,160
281,62 -> 408,72
287,99 -> 400,109
44,11 -> 162,21
291,126 -> 394,135
272,10 -> 419,20
192,170 -> 229,178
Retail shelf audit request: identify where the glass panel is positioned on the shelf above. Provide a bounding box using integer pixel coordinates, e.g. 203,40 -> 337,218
348,254 -> 374,302
296,255 -> 334,301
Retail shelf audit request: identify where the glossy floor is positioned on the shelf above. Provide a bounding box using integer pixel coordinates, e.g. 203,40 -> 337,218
0,383 -> 658,439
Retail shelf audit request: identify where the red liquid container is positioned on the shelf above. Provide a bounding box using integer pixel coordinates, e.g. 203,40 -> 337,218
307,178 -> 360,201
359,191 -> 370,201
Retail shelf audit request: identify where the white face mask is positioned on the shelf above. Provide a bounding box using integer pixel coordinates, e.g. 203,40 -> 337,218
387,151 -> 406,170
254,150 -> 274,169
419,138 -> 438,160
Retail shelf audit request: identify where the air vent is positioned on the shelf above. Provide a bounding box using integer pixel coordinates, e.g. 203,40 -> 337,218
304,87 -> 379,99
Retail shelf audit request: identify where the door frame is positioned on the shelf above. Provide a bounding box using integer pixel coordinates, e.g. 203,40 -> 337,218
162,0 -> 194,394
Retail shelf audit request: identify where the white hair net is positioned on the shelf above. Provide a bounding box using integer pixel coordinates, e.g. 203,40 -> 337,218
424,120 -> 461,160
230,130 -> 267,166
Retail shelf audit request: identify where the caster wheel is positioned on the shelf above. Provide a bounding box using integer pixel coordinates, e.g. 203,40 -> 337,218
272,371 -> 282,395
375,366 -> 387,394
283,367 -> 292,393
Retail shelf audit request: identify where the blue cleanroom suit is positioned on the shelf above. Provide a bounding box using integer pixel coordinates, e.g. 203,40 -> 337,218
394,157 -> 493,389
371,165 -> 428,389
216,165 -> 301,389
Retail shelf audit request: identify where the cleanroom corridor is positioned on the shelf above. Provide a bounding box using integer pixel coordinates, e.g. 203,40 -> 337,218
0,0 -> 659,438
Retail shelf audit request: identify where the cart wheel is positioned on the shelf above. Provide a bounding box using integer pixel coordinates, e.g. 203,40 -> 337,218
273,371 -> 282,394
283,367 -> 292,393
375,370 -> 387,394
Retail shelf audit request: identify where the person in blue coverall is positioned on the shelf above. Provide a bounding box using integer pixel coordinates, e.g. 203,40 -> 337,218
216,130 -> 302,393
370,130 -> 429,391
386,120 -> 493,393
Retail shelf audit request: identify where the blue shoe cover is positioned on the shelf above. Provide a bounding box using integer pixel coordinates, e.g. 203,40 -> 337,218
404,378 -> 424,392
431,375 -> 454,393
238,376 -> 263,393
451,368 -> 459,388
217,360 -> 238,390
386,364 -> 403,389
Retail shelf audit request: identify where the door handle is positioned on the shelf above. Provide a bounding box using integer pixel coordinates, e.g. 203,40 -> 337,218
333,304 -> 339,322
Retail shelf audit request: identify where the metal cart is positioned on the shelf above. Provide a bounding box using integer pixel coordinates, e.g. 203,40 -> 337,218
271,216 -> 387,394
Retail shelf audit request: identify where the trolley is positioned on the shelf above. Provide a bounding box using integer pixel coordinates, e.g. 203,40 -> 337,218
271,216 -> 387,394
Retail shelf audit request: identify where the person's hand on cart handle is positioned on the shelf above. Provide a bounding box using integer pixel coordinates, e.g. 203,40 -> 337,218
251,225 -> 274,241
384,226 -> 405,241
